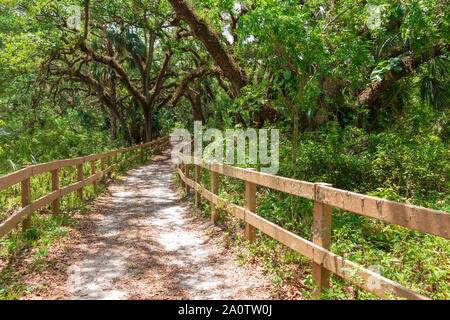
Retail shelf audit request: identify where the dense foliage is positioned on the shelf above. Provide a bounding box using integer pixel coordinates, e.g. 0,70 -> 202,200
0,0 -> 448,299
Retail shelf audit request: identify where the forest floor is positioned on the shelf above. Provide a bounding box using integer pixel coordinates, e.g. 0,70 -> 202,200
10,147 -> 302,299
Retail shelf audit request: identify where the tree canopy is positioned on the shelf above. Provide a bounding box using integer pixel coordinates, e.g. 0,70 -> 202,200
1,0 -> 448,177
0,0 -> 449,301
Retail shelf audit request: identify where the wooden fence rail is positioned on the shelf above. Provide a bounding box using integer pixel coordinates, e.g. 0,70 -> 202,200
176,151 -> 449,300
1,136 -> 447,300
0,136 -> 170,239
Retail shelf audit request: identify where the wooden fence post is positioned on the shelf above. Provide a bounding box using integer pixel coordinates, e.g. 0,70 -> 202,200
100,157 -> 105,181
211,171 -> 218,223
194,165 -> 201,206
21,177 -> 31,231
91,160 -> 97,192
77,163 -> 83,199
179,163 -> 185,188
185,164 -> 191,194
51,169 -> 59,216
107,156 -> 111,177
245,169 -> 257,243
312,182 -> 333,299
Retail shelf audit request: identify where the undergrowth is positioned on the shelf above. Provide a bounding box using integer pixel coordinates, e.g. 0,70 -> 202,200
174,121 -> 449,300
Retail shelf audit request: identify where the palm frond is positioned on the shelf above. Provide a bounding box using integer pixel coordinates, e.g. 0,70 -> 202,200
420,75 -> 448,110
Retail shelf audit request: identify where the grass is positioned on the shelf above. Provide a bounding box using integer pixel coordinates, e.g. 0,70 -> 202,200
0,208 -> 78,299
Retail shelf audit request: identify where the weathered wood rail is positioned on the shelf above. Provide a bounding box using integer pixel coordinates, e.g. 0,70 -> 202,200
0,136 -> 170,238
175,149 -> 449,300
1,136 -> 447,300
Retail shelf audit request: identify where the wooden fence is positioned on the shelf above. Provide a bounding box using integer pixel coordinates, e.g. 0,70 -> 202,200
0,136 -> 170,239
175,148 -> 449,300
0,136 -> 447,300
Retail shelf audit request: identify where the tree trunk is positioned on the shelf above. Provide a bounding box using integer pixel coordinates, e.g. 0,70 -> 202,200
354,45 -> 446,107
167,0 -> 246,98
109,112 -> 117,142
312,76 -> 345,129
188,93 -> 205,123
128,120 -> 141,144
114,109 -> 133,144
144,111 -> 152,142
254,103 -> 281,128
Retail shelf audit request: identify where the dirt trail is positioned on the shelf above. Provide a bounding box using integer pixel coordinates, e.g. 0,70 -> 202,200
66,148 -> 274,299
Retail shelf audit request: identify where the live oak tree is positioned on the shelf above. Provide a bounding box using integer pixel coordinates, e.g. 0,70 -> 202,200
0,0 -> 448,168
167,0 -> 448,129
1,0 -> 212,144
43,0 -> 213,142
0,0 -> 449,301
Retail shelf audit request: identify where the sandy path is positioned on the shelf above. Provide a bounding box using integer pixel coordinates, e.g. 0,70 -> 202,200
66,148 -> 274,300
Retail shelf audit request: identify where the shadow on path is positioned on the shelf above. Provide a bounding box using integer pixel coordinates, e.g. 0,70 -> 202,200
67,147 -> 273,300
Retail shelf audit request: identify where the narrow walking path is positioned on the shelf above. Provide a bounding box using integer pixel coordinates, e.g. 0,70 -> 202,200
66,147 -> 275,299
